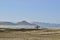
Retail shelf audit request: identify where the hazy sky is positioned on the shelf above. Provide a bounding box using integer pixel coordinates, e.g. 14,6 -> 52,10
0,0 -> 60,23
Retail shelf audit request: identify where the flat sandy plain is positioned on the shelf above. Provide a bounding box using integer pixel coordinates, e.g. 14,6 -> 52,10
0,28 -> 60,40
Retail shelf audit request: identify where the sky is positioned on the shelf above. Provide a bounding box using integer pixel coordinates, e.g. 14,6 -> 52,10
0,0 -> 60,24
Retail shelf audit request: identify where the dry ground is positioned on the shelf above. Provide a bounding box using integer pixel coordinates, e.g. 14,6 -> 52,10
0,28 -> 60,40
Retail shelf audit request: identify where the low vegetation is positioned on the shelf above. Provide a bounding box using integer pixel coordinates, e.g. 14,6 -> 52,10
0,28 -> 60,40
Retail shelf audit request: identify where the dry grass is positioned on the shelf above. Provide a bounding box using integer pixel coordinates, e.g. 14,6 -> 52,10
0,28 -> 60,40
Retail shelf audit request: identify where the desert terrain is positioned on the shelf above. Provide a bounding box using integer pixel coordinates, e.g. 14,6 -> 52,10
0,28 -> 60,40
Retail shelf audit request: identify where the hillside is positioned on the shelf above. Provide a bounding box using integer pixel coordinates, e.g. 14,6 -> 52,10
32,22 -> 60,28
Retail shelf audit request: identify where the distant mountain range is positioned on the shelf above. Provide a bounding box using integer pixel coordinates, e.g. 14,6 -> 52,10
0,21 -> 35,25
0,22 -> 14,25
17,21 -> 35,25
32,22 -> 60,28
0,21 -> 60,28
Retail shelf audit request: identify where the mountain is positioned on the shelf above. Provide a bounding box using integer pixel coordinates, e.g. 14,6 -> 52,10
0,21 -> 60,28
0,21 -> 36,28
17,21 -> 35,25
32,22 -> 60,28
0,21 -> 35,25
0,22 -> 14,25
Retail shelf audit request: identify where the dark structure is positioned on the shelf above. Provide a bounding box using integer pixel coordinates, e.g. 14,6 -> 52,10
35,25 -> 40,30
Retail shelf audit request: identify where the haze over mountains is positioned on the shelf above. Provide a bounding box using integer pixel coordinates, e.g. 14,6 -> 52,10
0,21 -> 60,28
32,22 -> 60,28
0,21 -> 35,25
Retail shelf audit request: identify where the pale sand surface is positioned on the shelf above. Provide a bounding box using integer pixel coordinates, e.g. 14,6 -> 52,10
0,28 -> 60,40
